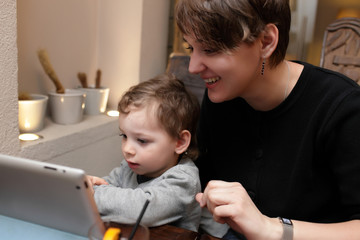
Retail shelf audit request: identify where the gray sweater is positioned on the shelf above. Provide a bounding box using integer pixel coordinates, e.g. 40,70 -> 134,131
93,158 -> 201,232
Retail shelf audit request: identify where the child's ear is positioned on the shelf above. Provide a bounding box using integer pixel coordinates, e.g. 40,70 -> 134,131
260,23 -> 279,58
175,130 -> 191,155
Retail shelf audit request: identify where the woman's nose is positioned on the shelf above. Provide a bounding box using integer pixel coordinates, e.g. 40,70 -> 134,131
188,52 -> 206,75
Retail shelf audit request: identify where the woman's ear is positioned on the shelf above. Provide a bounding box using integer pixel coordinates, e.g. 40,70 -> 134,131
260,23 -> 279,58
175,130 -> 191,155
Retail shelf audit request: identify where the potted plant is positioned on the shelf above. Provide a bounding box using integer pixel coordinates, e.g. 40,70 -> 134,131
37,49 -> 86,125
77,69 -> 110,115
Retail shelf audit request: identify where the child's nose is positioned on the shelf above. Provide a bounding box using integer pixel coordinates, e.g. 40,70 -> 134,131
122,141 -> 135,157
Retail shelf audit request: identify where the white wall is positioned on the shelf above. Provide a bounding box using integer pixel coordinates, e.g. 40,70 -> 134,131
17,0 -> 99,99
98,0 -> 170,108
0,0 -> 170,175
139,0 -> 171,82
0,0 -> 20,155
97,0 -> 143,110
17,0 -> 170,110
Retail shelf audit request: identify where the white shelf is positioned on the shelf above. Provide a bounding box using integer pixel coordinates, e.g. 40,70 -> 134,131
19,114 -> 119,162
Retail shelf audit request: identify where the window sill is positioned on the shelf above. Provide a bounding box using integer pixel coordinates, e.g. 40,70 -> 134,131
19,114 -> 119,161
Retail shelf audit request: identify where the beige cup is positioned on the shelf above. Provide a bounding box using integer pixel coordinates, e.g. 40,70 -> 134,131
48,89 -> 86,125
18,94 -> 48,133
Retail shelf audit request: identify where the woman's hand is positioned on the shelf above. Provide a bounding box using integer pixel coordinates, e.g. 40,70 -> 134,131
196,180 -> 282,240
86,175 -> 109,194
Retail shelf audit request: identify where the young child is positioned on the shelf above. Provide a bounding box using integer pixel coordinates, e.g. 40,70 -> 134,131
87,75 -> 201,232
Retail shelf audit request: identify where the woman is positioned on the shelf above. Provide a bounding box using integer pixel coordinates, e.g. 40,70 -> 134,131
175,0 -> 360,239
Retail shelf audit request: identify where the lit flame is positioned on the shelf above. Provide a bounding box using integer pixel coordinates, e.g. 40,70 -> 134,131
19,133 -> 42,141
107,110 -> 119,117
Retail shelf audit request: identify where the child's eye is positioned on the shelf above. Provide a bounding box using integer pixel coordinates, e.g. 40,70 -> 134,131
137,138 -> 148,144
119,133 -> 127,139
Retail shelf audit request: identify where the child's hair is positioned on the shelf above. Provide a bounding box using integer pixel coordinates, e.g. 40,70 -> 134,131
118,74 -> 200,160
175,0 -> 291,68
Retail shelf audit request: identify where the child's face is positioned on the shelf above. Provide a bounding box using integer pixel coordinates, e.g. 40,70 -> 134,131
118,105 -> 179,178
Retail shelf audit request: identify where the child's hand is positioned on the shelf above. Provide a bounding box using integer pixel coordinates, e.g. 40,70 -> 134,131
86,175 -> 109,194
88,175 -> 109,186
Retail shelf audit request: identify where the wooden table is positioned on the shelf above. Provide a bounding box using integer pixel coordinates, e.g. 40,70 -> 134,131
150,224 -> 221,240
107,222 -> 221,240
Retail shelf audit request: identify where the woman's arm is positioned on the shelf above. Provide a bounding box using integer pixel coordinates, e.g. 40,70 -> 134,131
197,180 -> 360,240
292,219 -> 360,240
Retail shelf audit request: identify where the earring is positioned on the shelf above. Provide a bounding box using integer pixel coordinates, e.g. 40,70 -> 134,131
261,59 -> 266,75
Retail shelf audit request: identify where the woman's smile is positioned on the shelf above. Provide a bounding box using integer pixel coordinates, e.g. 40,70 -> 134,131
204,77 -> 221,88
204,76 -> 220,84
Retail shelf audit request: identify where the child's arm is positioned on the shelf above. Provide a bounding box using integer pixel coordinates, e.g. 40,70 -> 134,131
88,175 -> 109,185
86,175 -> 109,194
93,159 -> 201,231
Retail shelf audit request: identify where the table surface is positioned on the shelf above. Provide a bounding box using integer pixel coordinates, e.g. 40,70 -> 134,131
150,224 -> 221,240
0,215 -> 221,240
107,222 -> 222,240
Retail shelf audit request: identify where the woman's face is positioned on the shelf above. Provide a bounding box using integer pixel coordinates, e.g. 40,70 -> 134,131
184,34 -> 263,103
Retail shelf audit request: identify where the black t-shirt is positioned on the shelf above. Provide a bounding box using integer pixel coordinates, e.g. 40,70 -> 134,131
196,61 -> 360,223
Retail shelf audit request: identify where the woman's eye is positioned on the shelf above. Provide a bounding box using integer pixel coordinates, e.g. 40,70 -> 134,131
204,48 -> 218,54
185,45 -> 193,52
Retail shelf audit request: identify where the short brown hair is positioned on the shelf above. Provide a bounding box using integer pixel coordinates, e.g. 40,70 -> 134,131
118,74 -> 200,160
175,0 -> 291,67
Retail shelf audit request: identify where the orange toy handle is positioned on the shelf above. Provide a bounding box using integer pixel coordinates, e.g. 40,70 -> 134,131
103,227 -> 121,240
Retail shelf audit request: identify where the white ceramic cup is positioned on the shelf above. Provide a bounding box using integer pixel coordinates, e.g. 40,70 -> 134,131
18,94 -> 48,133
48,89 -> 86,125
78,86 -> 110,115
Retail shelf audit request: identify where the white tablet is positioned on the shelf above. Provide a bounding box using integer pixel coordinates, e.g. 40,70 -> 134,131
0,153 -> 105,237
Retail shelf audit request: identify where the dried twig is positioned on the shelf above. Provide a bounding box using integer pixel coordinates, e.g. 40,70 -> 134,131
77,72 -> 88,88
95,69 -> 102,88
37,49 -> 65,93
18,92 -> 32,100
